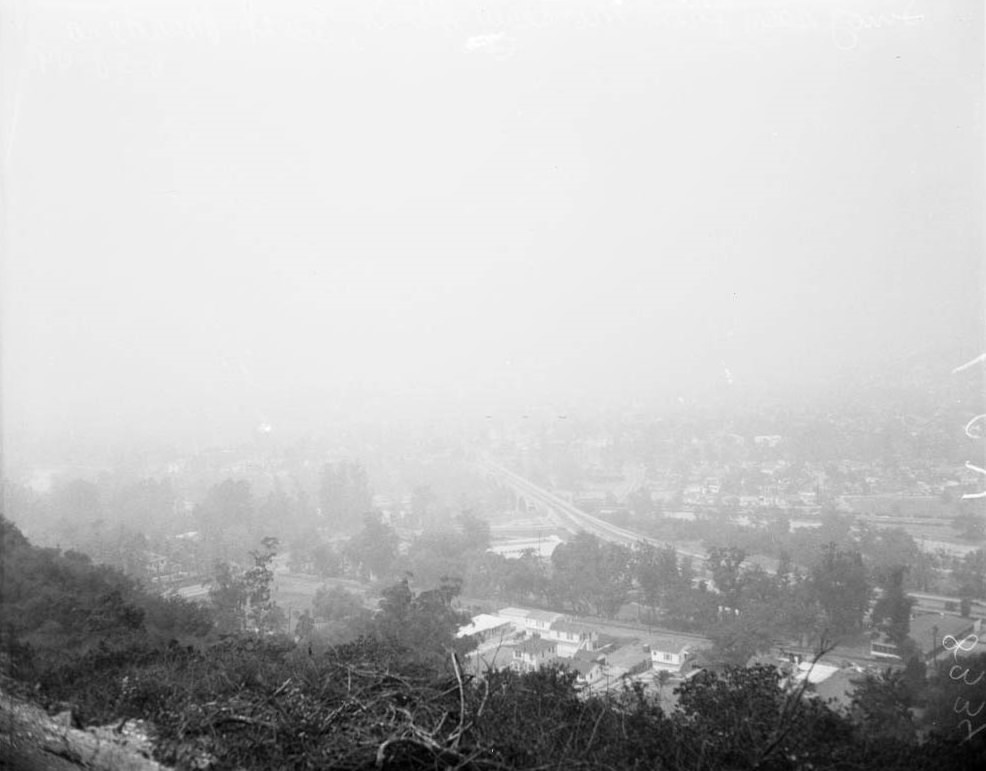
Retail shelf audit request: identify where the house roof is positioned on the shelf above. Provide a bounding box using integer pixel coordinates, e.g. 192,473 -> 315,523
498,607 -> 531,620
526,610 -> 564,623
515,638 -> 557,656
794,661 -> 841,685
606,643 -> 652,670
550,620 -> 592,635
563,659 -> 600,677
811,669 -> 858,708
909,612 -> 974,643
456,614 -> 512,639
498,607 -> 566,626
649,637 -> 693,655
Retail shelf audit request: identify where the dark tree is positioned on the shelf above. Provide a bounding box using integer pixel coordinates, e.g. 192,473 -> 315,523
501,549 -> 549,604
675,664 -> 854,769
550,532 -> 631,617
707,608 -> 775,667
208,561 -> 248,635
372,576 -> 473,668
311,585 -> 371,645
850,668 -> 917,743
871,565 -> 914,647
810,543 -> 870,637
632,542 -> 663,614
345,512 -> 399,582
244,536 -> 281,633
954,548 -> 986,598
707,545 -> 747,612
456,510 -> 492,552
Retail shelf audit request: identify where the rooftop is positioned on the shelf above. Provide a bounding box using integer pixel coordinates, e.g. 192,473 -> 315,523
793,661 -> 841,685
563,658 -> 601,677
526,609 -> 564,623
498,607 -> 530,620
515,638 -> 557,656
909,612 -> 975,642
650,637 -> 694,655
456,614 -> 512,639
550,620 -> 592,635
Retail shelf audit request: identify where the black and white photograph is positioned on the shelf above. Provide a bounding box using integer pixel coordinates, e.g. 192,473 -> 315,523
0,1 -> 983,768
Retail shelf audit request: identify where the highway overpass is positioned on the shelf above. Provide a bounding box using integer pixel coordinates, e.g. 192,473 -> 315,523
480,458 -> 707,566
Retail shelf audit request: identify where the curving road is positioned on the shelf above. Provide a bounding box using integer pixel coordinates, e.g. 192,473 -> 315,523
481,458 -> 708,566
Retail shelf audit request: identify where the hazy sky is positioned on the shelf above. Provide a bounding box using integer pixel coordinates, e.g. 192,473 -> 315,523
1,0 -> 982,447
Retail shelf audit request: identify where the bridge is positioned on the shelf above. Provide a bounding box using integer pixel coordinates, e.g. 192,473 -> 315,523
480,458 -> 708,566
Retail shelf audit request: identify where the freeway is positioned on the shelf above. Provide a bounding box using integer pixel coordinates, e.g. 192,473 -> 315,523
483,459 -> 986,619
481,459 -> 708,566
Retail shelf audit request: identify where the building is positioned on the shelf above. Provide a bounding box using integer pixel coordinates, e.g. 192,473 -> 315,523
563,657 -> 604,687
871,613 -> 980,662
809,668 -> 859,710
488,535 -> 563,560
650,637 -> 693,672
545,621 -> 600,657
512,638 -> 558,673
456,614 -> 514,645
498,607 -> 565,635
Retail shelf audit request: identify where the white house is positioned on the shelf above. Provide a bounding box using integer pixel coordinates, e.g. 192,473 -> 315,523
545,620 -> 600,657
488,536 -> 563,560
564,657 -> 604,687
456,614 -> 514,645
512,638 -> 558,673
650,638 -> 692,672
498,607 -> 565,635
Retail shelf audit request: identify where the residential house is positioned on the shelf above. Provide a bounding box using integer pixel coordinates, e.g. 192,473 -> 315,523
604,641 -> 653,678
512,638 -> 558,673
456,614 -> 514,645
564,657 -> 604,687
497,607 -> 532,629
524,609 -> 564,635
650,637 -> 693,672
545,621 -> 599,657
498,607 -> 565,636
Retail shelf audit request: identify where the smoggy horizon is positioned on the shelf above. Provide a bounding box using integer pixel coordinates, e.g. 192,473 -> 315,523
2,0 -> 983,462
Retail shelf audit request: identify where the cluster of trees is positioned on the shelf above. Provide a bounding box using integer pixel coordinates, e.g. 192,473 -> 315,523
700,543 -> 922,665
4,512 -> 986,769
2,460 -> 378,590
626,505 -> 971,597
207,536 -> 285,635
954,549 -> 986,598
307,574 -> 474,661
3,478 -> 181,583
0,515 -> 212,681
300,512 -> 928,668
293,509 -> 492,589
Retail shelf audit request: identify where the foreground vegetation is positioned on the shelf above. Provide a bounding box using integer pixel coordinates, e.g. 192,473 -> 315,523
2,514 -> 985,769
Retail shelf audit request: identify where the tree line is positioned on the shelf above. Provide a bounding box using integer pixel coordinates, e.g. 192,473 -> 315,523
3,513 -> 985,769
